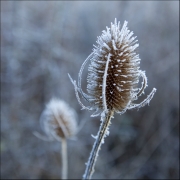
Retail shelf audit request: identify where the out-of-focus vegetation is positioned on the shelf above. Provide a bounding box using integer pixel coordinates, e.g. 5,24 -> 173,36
1,1 -> 179,179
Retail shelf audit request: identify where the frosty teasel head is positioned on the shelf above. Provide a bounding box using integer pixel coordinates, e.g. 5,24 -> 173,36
38,98 -> 78,141
69,18 -> 156,116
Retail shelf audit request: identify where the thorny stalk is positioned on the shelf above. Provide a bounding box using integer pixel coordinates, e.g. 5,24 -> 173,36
83,110 -> 114,179
69,19 -> 156,179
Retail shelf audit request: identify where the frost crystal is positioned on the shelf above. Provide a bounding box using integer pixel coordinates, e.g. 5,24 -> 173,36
69,18 -> 156,116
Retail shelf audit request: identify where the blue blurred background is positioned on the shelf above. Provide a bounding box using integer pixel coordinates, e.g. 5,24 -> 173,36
1,1 -> 179,179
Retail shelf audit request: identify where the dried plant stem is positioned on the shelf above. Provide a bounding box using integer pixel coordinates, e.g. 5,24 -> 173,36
61,138 -> 68,179
83,110 -> 114,179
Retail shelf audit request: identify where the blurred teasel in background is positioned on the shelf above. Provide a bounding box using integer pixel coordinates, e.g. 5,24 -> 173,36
69,18 -> 156,179
39,98 -> 77,141
34,98 -> 78,179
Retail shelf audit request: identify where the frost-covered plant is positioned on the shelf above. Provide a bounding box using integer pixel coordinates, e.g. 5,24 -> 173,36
34,98 -> 77,179
69,19 -> 156,179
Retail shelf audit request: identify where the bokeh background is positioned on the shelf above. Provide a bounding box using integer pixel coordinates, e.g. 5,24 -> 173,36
1,1 -> 179,179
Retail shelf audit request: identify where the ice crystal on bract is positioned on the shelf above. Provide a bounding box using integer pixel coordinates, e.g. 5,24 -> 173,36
69,19 -> 156,116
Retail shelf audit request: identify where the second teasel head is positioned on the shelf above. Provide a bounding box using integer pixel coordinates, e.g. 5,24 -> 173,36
40,98 -> 78,141
69,19 -> 156,116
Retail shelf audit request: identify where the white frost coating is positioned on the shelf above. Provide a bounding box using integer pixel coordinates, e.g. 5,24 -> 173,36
103,42 -> 111,50
121,75 -> 128,77
98,70 -> 104,73
124,53 -> 129,56
95,53 -> 103,57
68,74 -> 92,111
119,52 -> 123,56
102,53 -> 111,112
68,18 -> 156,119
121,81 -> 126,83
136,70 -> 148,97
93,44 -> 98,48
97,60 -> 106,64
129,36 -> 137,44
112,39 -> 117,50
91,134 -> 97,139
128,88 -> 157,109
83,111 -> 113,179
131,44 -> 139,51
91,109 -> 101,117
121,59 -> 126,62
126,31 -> 134,41
78,52 -> 94,102
118,21 -> 128,44
121,44 -> 129,51
116,86 -> 122,92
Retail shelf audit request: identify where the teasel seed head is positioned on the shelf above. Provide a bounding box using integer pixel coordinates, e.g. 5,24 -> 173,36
69,18 -> 156,116
39,98 -> 78,141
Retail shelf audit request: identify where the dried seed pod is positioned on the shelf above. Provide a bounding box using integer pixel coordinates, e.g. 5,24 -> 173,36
40,98 -> 78,141
69,19 -> 156,116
